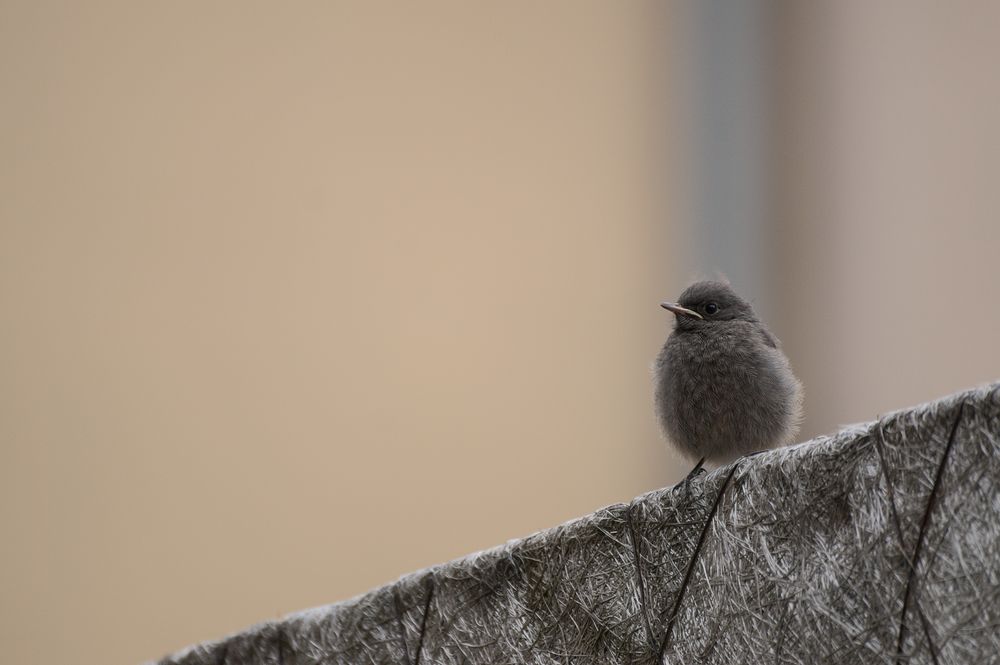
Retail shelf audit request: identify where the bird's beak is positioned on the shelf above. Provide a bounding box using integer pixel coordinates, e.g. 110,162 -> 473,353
660,302 -> 703,319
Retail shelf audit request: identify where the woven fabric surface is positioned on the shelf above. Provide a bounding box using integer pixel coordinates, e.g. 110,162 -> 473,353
154,382 -> 1000,665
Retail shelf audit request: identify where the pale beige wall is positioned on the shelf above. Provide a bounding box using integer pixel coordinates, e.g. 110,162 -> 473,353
0,3 -> 682,664
6,3 -> 999,664
773,1 -> 1000,439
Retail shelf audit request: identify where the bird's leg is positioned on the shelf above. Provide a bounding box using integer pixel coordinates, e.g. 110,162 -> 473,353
684,457 -> 706,482
677,457 -> 706,504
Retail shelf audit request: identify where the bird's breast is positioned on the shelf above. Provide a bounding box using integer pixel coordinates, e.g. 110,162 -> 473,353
660,327 -> 792,423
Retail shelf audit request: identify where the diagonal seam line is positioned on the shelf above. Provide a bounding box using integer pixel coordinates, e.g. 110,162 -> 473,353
916,602 -> 942,665
392,586 -> 414,665
874,423 -> 941,665
275,624 -> 287,665
894,399 -> 966,663
215,640 -> 230,665
625,503 -> 656,653
874,428 -> 914,563
657,462 -> 739,662
413,576 -> 435,665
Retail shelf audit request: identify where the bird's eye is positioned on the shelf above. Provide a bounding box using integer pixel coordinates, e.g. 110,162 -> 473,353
704,302 -> 719,315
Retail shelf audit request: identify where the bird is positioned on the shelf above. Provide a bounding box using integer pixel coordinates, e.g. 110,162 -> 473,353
653,280 -> 803,472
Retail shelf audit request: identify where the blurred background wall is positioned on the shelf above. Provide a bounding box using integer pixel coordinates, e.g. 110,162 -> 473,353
1,2 -> 997,664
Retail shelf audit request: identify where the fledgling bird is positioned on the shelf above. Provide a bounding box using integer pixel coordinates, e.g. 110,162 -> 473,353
654,281 -> 803,468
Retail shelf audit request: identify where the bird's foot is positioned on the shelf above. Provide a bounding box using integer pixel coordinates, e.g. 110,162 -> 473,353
741,449 -> 769,461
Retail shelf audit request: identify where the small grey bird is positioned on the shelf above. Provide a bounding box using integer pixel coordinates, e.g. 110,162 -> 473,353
654,281 -> 803,468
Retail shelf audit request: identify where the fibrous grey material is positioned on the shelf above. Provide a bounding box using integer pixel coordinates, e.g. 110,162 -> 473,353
154,383 -> 1000,664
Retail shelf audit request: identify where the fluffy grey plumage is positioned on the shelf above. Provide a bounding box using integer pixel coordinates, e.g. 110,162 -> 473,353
654,281 -> 803,464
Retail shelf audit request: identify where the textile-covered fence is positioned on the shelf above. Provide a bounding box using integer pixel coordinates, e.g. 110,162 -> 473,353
154,383 -> 1000,664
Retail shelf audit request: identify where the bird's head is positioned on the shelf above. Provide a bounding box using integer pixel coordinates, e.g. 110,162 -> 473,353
660,281 -> 758,331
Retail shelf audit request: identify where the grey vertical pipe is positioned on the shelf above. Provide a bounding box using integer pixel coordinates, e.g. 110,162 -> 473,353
688,0 -> 774,316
